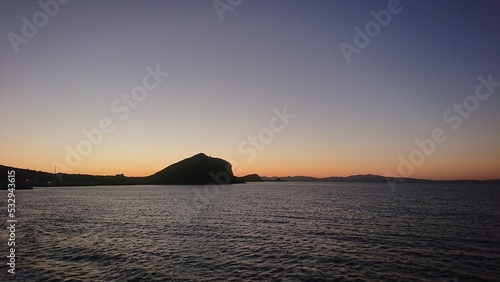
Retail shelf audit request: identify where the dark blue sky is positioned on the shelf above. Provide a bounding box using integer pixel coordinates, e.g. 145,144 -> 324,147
1,0 -> 499,179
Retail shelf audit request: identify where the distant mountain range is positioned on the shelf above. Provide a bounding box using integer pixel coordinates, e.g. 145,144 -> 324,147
1,153 -> 499,189
262,175 -> 500,183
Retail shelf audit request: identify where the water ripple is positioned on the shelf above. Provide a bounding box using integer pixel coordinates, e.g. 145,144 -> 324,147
1,183 -> 499,281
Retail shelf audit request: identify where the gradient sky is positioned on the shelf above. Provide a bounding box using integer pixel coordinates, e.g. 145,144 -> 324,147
1,0 -> 499,180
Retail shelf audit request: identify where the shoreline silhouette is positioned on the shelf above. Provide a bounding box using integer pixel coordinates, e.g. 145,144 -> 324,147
1,153 -> 499,190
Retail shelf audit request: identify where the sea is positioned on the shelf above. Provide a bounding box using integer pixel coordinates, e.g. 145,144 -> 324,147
1,182 -> 499,281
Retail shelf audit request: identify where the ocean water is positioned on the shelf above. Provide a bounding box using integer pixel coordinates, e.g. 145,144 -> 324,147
1,182 -> 499,281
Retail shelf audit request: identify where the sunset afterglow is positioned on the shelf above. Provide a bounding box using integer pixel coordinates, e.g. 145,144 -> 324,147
1,0 -> 499,180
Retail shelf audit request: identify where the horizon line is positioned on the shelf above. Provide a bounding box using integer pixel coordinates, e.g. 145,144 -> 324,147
2,164 -> 499,183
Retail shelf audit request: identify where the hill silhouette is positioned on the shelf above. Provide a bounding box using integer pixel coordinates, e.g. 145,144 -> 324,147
147,153 -> 242,185
0,165 -> 144,188
0,153 -> 242,187
240,174 -> 263,182
1,153 -> 499,189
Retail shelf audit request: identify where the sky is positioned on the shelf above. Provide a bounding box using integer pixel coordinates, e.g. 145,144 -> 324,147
1,0 -> 499,180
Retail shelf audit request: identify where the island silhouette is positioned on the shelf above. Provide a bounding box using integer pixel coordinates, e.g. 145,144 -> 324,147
1,152 -> 499,189
147,153 -> 242,185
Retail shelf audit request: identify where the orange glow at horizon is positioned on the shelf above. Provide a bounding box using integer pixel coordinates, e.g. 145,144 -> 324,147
2,148 -> 499,181
3,159 -> 499,181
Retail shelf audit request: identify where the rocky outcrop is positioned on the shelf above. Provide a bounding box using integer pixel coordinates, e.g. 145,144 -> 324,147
147,153 -> 242,185
240,174 -> 263,182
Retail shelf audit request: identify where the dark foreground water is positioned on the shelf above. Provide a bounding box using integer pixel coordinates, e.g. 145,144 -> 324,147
1,182 -> 499,281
